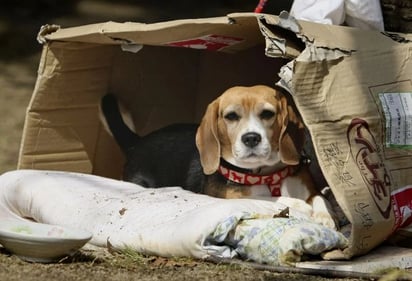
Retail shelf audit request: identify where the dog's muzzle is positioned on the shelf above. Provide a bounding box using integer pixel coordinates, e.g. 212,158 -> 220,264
241,132 -> 262,148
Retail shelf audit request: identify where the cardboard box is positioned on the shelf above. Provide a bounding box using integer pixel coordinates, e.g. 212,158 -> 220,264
18,12 -> 412,259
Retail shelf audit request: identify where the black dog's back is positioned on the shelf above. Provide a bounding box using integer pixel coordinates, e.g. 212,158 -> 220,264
100,94 -> 204,192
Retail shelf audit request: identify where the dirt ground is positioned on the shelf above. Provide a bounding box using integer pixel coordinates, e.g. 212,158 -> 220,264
0,1 -> 406,281
0,245 -> 372,281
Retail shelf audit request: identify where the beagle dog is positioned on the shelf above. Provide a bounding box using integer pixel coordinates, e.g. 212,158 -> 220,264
100,85 -> 337,229
196,85 -> 336,228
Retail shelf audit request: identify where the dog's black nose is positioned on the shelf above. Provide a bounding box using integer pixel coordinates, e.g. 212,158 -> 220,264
241,132 -> 261,148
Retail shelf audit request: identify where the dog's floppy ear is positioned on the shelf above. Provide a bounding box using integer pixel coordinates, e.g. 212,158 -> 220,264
278,94 -> 305,165
196,99 -> 220,175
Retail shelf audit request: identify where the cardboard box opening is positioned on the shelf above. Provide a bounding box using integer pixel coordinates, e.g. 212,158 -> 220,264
18,17 -> 290,180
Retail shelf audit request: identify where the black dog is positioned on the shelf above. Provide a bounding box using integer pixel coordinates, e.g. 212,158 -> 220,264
100,94 -> 204,193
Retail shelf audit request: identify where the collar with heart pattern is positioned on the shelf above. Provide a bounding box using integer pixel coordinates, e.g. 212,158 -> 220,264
217,163 -> 293,196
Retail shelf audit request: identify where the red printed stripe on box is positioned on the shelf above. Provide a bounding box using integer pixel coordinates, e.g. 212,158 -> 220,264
166,35 -> 243,51
392,185 -> 412,230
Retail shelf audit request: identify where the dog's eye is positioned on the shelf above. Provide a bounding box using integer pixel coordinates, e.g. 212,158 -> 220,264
224,112 -> 240,121
259,110 -> 275,120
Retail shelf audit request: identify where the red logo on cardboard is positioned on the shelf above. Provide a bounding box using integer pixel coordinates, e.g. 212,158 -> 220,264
392,186 -> 412,230
347,118 -> 392,218
166,35 -> 243,51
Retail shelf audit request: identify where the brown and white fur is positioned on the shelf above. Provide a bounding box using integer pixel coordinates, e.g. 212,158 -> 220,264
101,85 -> 337,229
196,85 -> 336,229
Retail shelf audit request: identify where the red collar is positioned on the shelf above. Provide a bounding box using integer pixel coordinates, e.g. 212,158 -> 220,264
217,164 -> 293,197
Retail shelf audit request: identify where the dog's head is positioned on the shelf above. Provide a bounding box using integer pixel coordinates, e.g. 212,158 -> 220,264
196,85 -> 305,175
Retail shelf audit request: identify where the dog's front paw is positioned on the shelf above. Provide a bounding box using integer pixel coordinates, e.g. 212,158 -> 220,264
313,210 -> 337,230
311,195 -> 338,230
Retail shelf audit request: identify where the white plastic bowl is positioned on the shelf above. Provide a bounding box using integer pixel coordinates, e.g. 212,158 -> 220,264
0,220 -> 92,263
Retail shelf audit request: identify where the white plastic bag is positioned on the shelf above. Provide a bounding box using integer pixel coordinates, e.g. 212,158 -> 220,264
290,0 -> 384,31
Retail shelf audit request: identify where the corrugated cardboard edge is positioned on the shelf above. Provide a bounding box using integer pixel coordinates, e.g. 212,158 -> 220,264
37,12 -> 403,53
37,13 -> 264,53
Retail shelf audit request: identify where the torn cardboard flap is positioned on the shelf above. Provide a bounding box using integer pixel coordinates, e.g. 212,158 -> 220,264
278,26 -> 412,257
294,21 -> 396,52
262,11 -> 403,61
39,14 -> 265,53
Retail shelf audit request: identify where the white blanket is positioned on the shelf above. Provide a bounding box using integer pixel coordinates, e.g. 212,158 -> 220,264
0,169 -> 347,265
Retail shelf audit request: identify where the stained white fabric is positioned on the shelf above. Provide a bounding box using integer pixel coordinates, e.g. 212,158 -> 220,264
0,169 -> 347,265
